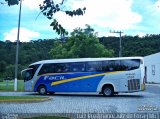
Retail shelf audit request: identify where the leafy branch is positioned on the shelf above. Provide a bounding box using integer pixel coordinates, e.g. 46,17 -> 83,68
50,19 -> 67,36
5,0 -> 19,6
39,0 -> 86,36
4,0 -> 86,36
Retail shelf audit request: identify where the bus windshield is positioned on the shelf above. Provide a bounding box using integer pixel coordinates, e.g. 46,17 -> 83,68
21,68 -> 34,82
21,64 -> 40,82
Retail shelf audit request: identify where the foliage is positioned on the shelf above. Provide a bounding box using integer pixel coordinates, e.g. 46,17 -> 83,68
50,26 -> 114,58
5,0 -> 19,6
4,64 -> 15,78
1,34 -> 160,79
49,40 -> 68,59
99,34 -> 160,57
0,39 -> 55,79
0,60 -> 7,72
40,0 -> 86,36
4,0 -> 86,36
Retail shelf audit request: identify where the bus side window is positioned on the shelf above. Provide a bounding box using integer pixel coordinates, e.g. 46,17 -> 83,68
86,61 -> 102,72
38,64 -> 54,75
102,60 -> 121,72
54,63 -> 70,73
120,59 -> 140,71
102,60 -> 115,72
102,61 -> 109,71
63,65 -> 70,72
71,62 -> 85,72
114,60 -> 121,71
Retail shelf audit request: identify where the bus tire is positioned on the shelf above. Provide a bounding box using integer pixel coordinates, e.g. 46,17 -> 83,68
102,85 -> 114,97
38,85 -> 47,95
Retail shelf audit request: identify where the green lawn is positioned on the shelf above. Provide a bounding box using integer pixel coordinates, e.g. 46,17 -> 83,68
0,80 -> 24,91
0,96 -> 50,102
0,96 -> 47,100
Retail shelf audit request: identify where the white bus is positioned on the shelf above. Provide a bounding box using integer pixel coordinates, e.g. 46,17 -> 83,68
21,57 -> 145,96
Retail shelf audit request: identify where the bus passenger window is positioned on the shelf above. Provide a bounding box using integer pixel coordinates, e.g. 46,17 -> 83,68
102,60 -> 121,71
64,67 -> 69,72
57,68 -> 62,73
38,63 -> 54,75
71,62 -> 85,72
73,68 -> 78,72
120,59 -> 140,71
54,63 -> 70,73
102,61 -> 115,72
86,61 -> 102,72
109,67 -> 114,71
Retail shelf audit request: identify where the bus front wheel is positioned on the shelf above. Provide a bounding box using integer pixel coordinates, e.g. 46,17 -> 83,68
38,85 -> 47,95
102,85 -> 114,97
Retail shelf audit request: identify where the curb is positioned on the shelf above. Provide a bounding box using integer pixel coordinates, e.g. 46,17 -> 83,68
0,97 -> 52,103
146,83 -> 160,88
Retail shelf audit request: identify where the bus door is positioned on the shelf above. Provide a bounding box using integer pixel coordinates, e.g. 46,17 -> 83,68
21,68 -> 34,91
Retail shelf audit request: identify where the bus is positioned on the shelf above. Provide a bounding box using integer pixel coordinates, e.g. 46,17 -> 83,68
21,57 -> 145,96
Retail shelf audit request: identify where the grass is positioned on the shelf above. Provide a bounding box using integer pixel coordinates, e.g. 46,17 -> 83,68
0,96 -> 49,102
0,96 -> 45,100
25,116 -> 70,119
0,80 -> 24,91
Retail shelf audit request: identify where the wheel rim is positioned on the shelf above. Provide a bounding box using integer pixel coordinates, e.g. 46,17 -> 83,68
104,88 -> 111,96
40,87 -> 46,94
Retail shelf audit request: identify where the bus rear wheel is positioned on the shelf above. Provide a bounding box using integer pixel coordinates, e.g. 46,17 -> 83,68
38,85 -> 47,95
102,85 -> 114,97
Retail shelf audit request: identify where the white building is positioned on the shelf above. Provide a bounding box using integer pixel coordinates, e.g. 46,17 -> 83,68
144,52 -> 160,83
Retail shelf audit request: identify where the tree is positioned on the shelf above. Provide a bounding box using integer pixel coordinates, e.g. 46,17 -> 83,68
49,40 -> 68,59
50,26 -> 114,59
0,60 -> 7,73
4,0 -> 19,6
4,64 -> 15,78
4,0 -> 86,36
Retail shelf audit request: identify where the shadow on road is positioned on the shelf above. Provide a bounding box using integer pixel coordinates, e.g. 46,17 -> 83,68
26,92 -> 144,98
54,93 -> 143,98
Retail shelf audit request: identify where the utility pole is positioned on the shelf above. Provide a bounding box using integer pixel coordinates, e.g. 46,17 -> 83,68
14,0 -> 22,91
110,30 -> 123,57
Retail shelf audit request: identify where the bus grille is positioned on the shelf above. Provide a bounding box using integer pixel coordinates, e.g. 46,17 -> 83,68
128,79 -> 140,91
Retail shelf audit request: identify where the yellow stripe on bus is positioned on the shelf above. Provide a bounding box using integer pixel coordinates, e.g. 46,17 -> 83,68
51,71 -> 122,86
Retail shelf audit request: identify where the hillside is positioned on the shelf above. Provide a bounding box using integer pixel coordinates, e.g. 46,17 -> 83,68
100,34 -> 160,57
0,34 -> 160,78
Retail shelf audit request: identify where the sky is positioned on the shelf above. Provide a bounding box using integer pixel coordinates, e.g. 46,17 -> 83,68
0,0 -> 160,42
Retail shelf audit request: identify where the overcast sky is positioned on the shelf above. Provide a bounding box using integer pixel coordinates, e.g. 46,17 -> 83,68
0,0 -> 160,42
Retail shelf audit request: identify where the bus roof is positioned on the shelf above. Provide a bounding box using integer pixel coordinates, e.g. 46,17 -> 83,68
30,57 -> 143,66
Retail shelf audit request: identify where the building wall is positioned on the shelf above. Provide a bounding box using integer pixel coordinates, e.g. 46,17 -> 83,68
144,52 -> 160,83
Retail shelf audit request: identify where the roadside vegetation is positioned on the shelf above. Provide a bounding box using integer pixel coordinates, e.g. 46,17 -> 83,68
0,80 -> 50,103
0,26 -> 160,82
0,80 -> 24,91
0,96 -> 49,102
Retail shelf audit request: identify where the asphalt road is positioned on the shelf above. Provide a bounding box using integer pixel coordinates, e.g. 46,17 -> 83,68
0,84 -> 159,118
